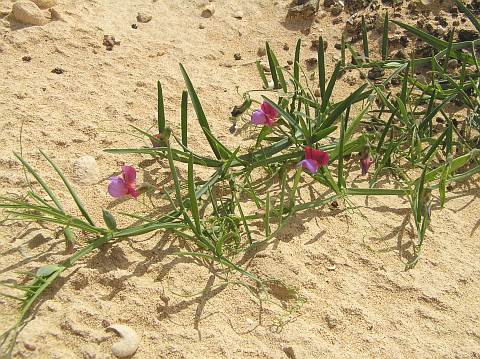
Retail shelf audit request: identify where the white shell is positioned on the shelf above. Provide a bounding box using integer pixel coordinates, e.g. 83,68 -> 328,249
107,324 -> 140,358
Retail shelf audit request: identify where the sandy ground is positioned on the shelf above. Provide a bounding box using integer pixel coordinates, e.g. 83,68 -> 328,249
1,0 -> 480,358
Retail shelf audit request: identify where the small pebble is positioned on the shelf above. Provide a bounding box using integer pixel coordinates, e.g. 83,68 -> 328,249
233,10 -> 243,19
283,346 -> 297,359
51,67 -> 64,74
136,12 -> 152,23
287,60 -> 293,65
131,23 -> 137,29
201,4 -> 215,18
257,47 -> 266,57
283,43 -> 289,51
24,342 -> 36,351
198,23 -> 205,29
367,66 -> 384,80
234,53 -> 241,60
330,4 -> 343,16
22,55 -> 32,62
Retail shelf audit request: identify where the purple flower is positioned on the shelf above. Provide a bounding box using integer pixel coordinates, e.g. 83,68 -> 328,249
360,150 -> 373,176
299,146 -> 329,174
108,165 -> 139,198
251,101 -> 278,127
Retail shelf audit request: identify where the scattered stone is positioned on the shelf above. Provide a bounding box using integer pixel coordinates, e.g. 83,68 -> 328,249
234,53 -> 242,60
48,7 -> 64,21
334,42 -> 341,50
136,12 -> 152,23
198,23 -> 205,29
24,342 -> 36,351
107,324 -> 140,358
330,3 -> 343,16
257,47 -> 266,57
283,43 -> 289,51
452,20 -> 460,26
201,4 -> 215,18
332,17 -> 342,24
447,59 -> 459,70
283,346 -> 297,359
103,35 -> 120,51
305,57 -> 317,69
287,60 -> 293,65
287,0 -> 318,19
73,155 -> 98,185
367,66 -> 384,80
22,55 -> 32,62
458,29 -> 478,42
51,67 -> 64,74
233,10 -> 243,19
131,23 -> 137,29
12,0 -> 49,26
31,0 -> 56,8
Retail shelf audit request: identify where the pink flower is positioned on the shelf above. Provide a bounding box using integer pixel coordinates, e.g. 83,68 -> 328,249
251,101 -> 278,127
360,151 -> 373,176
299,146 -> 329,174
108,165 -> 139,198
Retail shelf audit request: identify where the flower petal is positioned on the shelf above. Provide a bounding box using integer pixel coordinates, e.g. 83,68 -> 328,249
251,110 -> 267,125
304,146 -> 313,160
360,156 -> 373,176
122,165 -> 137,184
300,159 -> 319,174
108,177 -> 128,198
312,149 -> 329,166
127,186 -> 140,199
261,101 -> 278,120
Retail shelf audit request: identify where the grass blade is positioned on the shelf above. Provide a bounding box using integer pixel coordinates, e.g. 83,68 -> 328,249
181,90 -> 188,147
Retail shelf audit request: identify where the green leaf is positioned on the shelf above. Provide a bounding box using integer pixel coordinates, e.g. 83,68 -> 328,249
188,153 -> 201,234
179,64 -> 221,159
294,39 -> 301,83
266,42 -> 279,89
318,36 -> 326,98
157,81 -> 166,133
256,60 -> 269,89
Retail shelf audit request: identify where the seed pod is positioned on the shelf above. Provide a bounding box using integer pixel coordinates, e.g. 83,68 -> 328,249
102,209 -> 117,230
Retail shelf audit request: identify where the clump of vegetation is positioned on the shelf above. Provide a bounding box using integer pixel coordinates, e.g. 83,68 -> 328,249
1,0 -> 479,355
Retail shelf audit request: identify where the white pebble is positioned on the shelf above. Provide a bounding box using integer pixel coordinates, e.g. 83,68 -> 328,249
73,156 -> 98,185
107,324 -> 140,358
